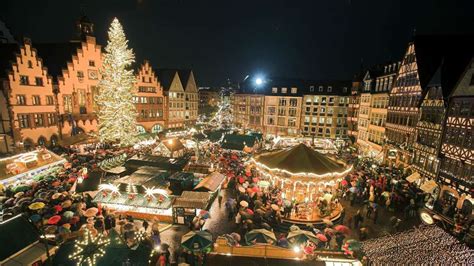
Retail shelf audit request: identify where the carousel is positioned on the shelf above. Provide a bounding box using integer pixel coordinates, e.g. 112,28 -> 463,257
251,143 -> 352,224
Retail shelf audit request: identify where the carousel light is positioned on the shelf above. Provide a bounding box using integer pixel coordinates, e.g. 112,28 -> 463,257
69,229 -> 110,266
293,246 -> 301,253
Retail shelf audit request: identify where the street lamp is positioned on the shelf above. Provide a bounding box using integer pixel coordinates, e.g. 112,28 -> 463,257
255,78 -> 263,85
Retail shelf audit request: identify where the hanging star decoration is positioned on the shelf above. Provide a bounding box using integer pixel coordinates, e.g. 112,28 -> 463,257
69,229 -> 111,265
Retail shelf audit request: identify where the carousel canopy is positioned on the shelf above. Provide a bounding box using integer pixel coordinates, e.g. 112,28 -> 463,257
254,143 -> 347,176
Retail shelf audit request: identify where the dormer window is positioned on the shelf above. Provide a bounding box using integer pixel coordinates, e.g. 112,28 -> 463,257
281,87 -> 287,93
328,86 -> 332,92
310,85 -> 315,92
272,87 -> 278,93
343,87 -> 348,93
319,86 -> 323,92
291,87 -> 297,94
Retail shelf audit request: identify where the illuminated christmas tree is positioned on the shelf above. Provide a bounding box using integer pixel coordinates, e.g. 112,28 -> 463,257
96,18 -> 138,146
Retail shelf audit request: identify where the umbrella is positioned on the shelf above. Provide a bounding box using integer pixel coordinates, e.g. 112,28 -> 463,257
246,209 -> 254,215
316,233 -> 328,242
289,225 -> 300,232
346,239 -> 362,251
334,225 -> 351,234
261,223 -> 272,231
44,225 -> 57,234
341,180 -> 348,186
51,192 -> 62,200
199,210 -> 211,219
240,201 -> 248,208
29,202 -> 45,210
61,200 -> 72,208
238,186 -> 246,193
84,207 -> 98,217
231,232 -> 241,242
14,191 -> 25,198
62,211 -> 74,220
54,205 -> 63,213
271,204 -> 280,211
245,229 -> 276,245
47,215 -> 61,225
287,230 -> 319,244
30,214 -> 42,223
181,230 -> 213,252
349,187 -> 358,193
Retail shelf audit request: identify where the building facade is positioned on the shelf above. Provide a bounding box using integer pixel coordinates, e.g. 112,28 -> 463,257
301,83 -> 350,139
157,70 -> 186,129
264,86 -> 302,136
134,61 -> 165,134
232,94 -> 265,132
347,74 -> 363,143
198,87 -> 220,108
0,39 -> 59,152
179,70 -> 199,126
438,59 -> 474,194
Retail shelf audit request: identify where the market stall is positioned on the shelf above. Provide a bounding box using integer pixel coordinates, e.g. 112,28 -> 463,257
172,191 -> 212,225
93,169 -> 173,222
251,143 -> 352,223
0,149 -> 66,186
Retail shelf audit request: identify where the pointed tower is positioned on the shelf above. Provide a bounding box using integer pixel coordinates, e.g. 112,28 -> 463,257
75,11 -> 94,40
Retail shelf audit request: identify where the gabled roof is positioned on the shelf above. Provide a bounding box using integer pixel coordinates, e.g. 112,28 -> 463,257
155,69 -> 179,90
34,42 -> 82,81
177,69 -> 192,88
194,171 -> 226,192
161,138 -> 185,152
451,58 -> 474,98
0,43 -> 19,79
254,143 -> 347,175
413,35 -> 474,98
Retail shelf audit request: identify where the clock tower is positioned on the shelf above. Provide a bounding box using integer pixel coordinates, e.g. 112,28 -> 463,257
76,13 -> 94,40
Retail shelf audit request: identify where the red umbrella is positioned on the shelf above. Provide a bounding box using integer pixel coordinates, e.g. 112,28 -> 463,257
47,215 -> 61,225
252,186 -> 259,193
54,205 -> 63,213
334,225 -> 351,234
246,171 -> 251,177
341,180 -> 348,186
238,176 -> 245,184
316,233 -> 328,242
246,209 -> 254,215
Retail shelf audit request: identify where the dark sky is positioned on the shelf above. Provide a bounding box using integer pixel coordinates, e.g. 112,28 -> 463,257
2,0 -> 474,86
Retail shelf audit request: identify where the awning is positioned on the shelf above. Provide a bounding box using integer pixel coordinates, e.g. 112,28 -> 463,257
406,172 -> 421,183
420,180 -> 438,193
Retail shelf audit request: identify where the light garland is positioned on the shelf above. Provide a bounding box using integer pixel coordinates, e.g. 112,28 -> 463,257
69,229 -> 111,266
143,186 -> 169,199
98,183 -> 121,195
250,158 -> 353,179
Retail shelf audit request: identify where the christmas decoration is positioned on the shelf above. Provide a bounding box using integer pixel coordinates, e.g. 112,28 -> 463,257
69,229 -> 111,266
96,18 -> 138,146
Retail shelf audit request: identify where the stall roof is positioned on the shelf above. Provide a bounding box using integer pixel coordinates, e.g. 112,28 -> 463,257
221,134 -> 260,151
93,192 -> 172,209
105,166 -> 127,175
173,191 -> 210,209
185,164 -> 211,175
161,138 -> 185,152
125,155 -> 189,172
420,179 -> 438,193
0,149 -> 66,182
168,172 -> 195,181
194,172 -> 226,192
254,143 -> 348,176
0,215 -> 40,263
406,172 -> 421,183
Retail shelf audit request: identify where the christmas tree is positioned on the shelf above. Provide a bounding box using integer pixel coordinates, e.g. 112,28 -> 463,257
96,18 -> 138,146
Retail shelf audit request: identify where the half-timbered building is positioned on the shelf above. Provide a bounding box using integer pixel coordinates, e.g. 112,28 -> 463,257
438,58 -> 474,194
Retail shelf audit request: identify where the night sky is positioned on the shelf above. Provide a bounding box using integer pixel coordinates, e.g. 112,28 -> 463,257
2,0 -> 474,85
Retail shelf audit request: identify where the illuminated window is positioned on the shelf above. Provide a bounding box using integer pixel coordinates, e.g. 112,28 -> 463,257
16,95 -> 26,105
18,114 -> 30,128
32,95 -> 41,105
63,95 -> 72,113
34,114 -> 44,127
46,96 -> 54,105
20,75 -> 29,85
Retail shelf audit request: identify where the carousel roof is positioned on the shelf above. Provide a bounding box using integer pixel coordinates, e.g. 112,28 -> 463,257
254,143 -> 348,176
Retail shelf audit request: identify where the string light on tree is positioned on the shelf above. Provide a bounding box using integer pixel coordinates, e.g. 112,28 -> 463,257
69,230 -> 110,266
96,17 -> 138,146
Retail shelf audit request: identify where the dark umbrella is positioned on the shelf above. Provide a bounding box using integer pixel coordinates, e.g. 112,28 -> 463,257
245,229 -> 276,245
181,231 -> 213,252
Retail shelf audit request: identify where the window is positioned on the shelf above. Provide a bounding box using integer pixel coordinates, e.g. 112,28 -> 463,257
78,89 -> 86,107
328,86 -> 332,92
272,87 -> 277,93
321,97 -> 327,104
289,108 -> 297,116
329,97 -> 334,104
20,75 -> 29,85
34,114 -> 44,127
289,98 -> 298,106
63,95 -> 73,113
32,95 -> 41,105
291,87 -> 297,94
45,96 -> 54,105
310,86 -> 315,92
319,86 -> 323,92
319,117 -> 325,124
343,87 -> 348,93
16,95 -> 26,105
18,114 -> 30,128
47,113 -> 55,125
27,60 -> 33,68
89,60 -> 95,67
35,77 -> 43,86
313,96 -> 319,103
281,87 -> 287,93
77,71 -> 84,79
267,117 -> 274,125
